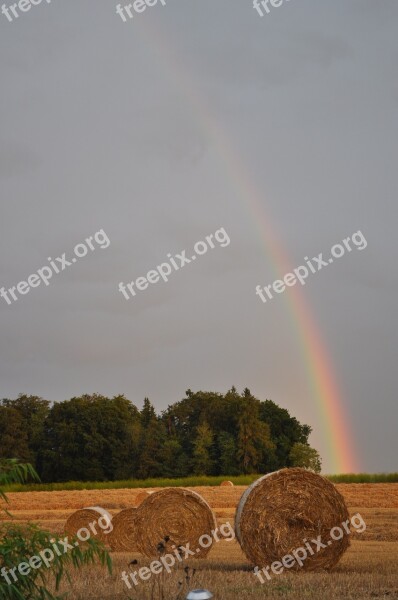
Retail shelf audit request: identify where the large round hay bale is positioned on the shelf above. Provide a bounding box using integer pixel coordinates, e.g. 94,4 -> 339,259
135,488 -> 217,558
108,508 -> 139,552
235,468 -> 350,571
134,490 -> 153,507
65,506 -> 112,544
220,481 -> 234,487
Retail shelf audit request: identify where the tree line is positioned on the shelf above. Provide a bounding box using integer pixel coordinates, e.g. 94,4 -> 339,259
0,388 -> 321,482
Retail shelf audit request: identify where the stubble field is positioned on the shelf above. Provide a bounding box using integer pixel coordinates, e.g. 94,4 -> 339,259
1,484 -> 398,599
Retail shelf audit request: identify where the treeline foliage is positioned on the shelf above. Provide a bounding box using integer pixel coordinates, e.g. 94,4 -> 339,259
0,388 -> 321,482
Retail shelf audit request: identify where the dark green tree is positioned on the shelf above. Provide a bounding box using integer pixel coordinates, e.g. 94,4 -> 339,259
137,398 -> 166,478
237,389 -> 274,473
217,431 -> 238,475
0,395 -> 49,468
259,399 -> 312,470
0,406 -> 30,461
0,389 -> 318,481
289,442 -> 322,472
158,438 -> 189,477
192,422 -> 214,475
39,394 -> 141,482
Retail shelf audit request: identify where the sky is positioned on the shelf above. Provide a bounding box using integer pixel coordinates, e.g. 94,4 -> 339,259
0,0 -> 397,473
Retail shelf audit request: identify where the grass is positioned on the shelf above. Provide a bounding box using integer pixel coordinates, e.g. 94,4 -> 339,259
327,473 -> 398,484
2,474 -> 259,493
3,472 -> 398,493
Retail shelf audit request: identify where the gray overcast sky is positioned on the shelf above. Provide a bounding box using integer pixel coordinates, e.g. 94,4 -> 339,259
0,0 -> 397,473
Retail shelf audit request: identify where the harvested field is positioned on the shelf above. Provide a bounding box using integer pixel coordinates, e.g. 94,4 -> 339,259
1,484 -> 397,599
55,540 -> 398,600
2,484 -> 397,542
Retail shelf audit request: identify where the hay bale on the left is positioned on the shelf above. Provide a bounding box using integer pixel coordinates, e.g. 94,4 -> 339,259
135,488 -> 217,558
64,506 -> 112,544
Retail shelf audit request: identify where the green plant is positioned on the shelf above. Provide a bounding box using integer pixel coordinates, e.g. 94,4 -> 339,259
0,459 -> 112,600
0,460 -> 39,507
289,443 -> 322,473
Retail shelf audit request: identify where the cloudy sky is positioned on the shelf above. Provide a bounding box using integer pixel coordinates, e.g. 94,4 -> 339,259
1,0 -> 397,473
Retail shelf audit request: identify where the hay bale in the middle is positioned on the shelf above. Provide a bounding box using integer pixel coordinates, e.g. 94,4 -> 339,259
108,508 -> 139,551
135,488 -> 217,558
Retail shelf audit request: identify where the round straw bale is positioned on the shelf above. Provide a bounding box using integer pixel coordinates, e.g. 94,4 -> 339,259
65,506 -> 112,544
108,508 -> 139,551
135,488 -> 217,558
235,468 -> 350,571
134,490 -> 153,507
220,481 -> 234,487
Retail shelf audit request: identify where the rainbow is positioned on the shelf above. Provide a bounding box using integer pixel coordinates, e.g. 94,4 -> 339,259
134,20 -> 359,473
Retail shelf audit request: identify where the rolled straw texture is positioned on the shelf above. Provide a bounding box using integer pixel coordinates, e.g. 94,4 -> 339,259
108,508 -> 139,551
135,488 -> 217,558
235,468 -> 350,571
64,506 -> 112,544
134,490 -> 153,507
